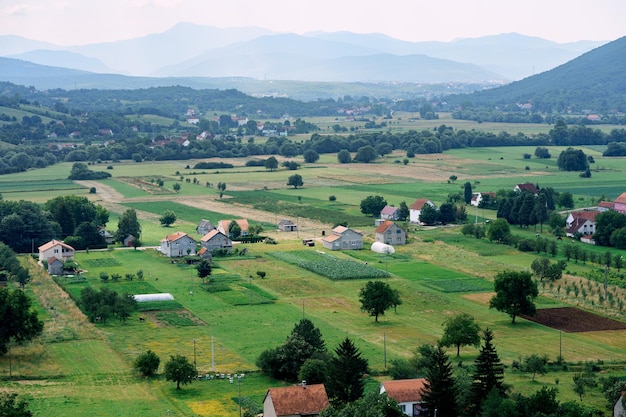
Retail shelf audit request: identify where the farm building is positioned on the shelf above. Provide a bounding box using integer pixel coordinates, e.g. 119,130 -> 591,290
514,182 -> 539,195
196,219 -> 215,235
470,192 -> 496,207
321,225 -> 363,250
47,257 -> 64,275
200,230 -> 232,253
380,205 -> 400,220
278,219 -> 298,232
375,220 -> 406,245
217,219 -> 249,238
380,378 -> 426,416
159,232 -> 197,257
38,239 -> 75,262
263,382 -> 328,417
409,199 -> 436,224
566,210 -> 598,238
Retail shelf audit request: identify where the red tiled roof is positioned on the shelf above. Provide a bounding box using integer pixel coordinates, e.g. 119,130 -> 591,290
266,384 -> 329,416
38,239 -> 74,252
375,220 -> 395,234
615,192 -> 626,205
332,225 -> 348,234
515,183 -> 538,194
569,211 -> 598,222
322,234 -> 341,243
381,378 -> 426,403
598,201 -> 613,208
162,232 -> 195,243
410,198 -> 430,210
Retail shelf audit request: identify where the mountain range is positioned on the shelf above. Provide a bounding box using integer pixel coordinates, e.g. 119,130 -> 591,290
0,22 -> 607,84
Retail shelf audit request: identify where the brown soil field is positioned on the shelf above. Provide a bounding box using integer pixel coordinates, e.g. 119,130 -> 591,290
522,307 -> 626,333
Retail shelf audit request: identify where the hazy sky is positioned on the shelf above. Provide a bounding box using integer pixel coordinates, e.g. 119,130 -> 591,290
1,0 -> 624,45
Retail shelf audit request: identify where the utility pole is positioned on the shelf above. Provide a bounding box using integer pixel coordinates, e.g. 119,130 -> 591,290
193,339 -> 197,373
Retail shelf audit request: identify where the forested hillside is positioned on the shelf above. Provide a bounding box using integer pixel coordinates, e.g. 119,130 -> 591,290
448,36 -> 626,114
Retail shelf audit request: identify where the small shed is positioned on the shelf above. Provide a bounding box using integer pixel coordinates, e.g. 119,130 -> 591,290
278,219 -> 298,232
123,234 -> 136,247
371,242 -> 395,255
47,257 -> 65,275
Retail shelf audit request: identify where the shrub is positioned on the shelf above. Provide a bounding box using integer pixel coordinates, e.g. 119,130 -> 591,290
329,195 -> 337,202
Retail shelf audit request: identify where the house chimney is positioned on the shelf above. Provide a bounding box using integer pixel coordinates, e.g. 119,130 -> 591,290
302,380 -> 306,389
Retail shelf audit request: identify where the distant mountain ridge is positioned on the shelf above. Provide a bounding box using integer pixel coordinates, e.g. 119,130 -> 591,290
0,23 -> 607,81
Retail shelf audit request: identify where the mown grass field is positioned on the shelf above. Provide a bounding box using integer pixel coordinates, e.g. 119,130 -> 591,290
2,141 -> 626,416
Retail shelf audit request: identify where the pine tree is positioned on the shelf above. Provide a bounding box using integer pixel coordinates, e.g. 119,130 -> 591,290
463,182 -> 473,204
420,345 -> 457,417
470,329 -> 506,414
326,338 -> 368,404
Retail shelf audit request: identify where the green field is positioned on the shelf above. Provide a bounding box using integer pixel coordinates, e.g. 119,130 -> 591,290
2,142 -> 626,416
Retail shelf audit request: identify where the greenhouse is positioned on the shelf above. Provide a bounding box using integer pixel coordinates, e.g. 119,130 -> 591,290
370,242 -> 395,255
133,293 -> 175,302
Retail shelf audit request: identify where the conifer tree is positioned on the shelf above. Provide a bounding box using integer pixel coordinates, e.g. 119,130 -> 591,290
420,345 -> 457,417
326,338 -> 368,404
470,329 -> 506,414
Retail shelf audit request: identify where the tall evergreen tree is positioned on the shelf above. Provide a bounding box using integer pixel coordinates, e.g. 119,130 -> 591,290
326,338 -> 368,404
518,192 -> 536,228
420,345 -> 457,417
291,318 -> 326,352
470,329 -> 506,414
532,193 -> 549,232
463,182 -> 473,204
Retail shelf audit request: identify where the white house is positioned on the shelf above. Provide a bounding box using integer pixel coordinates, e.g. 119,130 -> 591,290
566,211 -> 598,238
380,378 -> 426,417
38,240 -> 75,262
470,192 -> 496,207
159,232 -> 196,257
409,199 -> 436,224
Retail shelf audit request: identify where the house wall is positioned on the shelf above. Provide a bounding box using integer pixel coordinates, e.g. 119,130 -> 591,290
39,245 -> 74,262
376,225 -> 406,245
162,237 -> 196,257
202,235 -> 232,252
615,202 -> 626,214
340,230 -> 363,250
409,209 -> 421,224
263,396 -> 278,417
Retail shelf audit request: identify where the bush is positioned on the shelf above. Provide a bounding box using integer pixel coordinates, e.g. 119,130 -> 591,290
329,195 -> 337,202
89,187 -> 97,194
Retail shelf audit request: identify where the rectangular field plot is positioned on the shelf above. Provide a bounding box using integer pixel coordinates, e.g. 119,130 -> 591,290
269,250 -> 391,280
421,277 -> 493,293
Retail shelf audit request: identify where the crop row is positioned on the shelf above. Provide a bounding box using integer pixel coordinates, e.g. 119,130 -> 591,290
269,251 -> 390,280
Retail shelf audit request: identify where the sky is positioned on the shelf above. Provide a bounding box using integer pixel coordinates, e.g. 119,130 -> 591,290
1,0 -> 624,46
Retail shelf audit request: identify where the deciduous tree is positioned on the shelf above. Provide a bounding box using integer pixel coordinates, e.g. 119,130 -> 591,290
358,280 -> 398,322
159,210 -> 177,227
440,313 -> 481,357
164,354 -> 196,389
489,270 -> 538,323
0,287 -> 43,355
287,174 -> 304,189
360,195 -> 387,217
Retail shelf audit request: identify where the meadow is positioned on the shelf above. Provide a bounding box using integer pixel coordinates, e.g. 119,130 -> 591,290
2,141 -> 626,416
